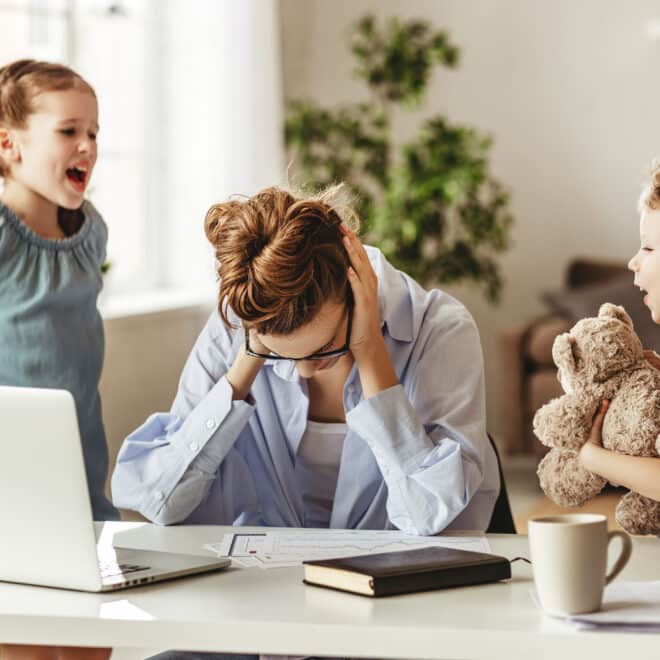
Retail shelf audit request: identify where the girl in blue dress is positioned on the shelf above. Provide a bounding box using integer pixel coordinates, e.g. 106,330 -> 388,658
0,57 -> 117,660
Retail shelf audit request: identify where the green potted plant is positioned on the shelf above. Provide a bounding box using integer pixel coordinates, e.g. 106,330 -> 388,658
285,14 -> 513,302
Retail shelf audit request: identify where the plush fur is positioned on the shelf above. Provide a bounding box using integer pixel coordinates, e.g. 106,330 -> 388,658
533,303 -> 660,535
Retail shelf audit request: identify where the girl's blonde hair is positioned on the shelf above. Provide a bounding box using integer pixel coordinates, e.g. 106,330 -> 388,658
205,184 -> 360,334
0,59 -> 96,176
638,160 -> 660,212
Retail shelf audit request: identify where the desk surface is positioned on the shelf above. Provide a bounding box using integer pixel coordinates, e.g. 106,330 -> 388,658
0,523 -> 658,659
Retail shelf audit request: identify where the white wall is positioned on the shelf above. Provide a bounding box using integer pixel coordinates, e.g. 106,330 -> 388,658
279,0 -> 660,436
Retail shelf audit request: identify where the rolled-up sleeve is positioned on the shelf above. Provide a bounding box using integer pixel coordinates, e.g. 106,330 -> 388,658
346,309 -> 496,535
111,311 -> 255,523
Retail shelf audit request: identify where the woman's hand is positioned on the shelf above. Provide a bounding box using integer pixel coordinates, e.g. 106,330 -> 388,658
245,325 -> 271,357
339,224 -> 383,361
225,325 -> 267,402
340,224 -> 399,398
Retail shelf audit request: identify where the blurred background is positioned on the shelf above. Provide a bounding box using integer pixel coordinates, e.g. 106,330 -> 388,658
3,0 -> 658,529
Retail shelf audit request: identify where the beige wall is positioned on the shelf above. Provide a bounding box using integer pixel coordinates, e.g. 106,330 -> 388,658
279,0 -> 659,436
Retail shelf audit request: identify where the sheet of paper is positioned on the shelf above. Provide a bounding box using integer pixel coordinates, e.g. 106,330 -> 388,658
532,581 -> 660,631
204,529 -> 491,569
568,581 -> 660,630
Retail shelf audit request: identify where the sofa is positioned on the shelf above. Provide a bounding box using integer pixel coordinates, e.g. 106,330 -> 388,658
498,257 -> 658,457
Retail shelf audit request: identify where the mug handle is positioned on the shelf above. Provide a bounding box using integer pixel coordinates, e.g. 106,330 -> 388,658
605,530 -> 632,585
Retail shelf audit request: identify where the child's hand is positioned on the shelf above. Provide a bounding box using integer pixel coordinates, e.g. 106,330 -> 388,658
579,400 -> 609,470
644,349 -> 660,370
585,400 -> 609,447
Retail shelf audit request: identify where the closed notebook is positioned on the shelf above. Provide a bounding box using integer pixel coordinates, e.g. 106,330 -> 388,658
303,546 -> 511,597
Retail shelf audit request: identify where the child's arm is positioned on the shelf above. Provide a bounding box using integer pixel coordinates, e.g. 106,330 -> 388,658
579,400 -> 660,501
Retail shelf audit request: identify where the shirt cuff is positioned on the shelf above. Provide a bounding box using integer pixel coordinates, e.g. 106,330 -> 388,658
145,377 -> 255,517
180,376 -> 255,465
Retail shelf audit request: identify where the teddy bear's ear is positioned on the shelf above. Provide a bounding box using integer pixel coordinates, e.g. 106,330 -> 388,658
552,332 -> 578,375
599,303 -> 633,328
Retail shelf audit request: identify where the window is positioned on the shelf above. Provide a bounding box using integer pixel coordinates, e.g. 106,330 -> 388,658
1,0 -> 161,293
1,0 -> 283,304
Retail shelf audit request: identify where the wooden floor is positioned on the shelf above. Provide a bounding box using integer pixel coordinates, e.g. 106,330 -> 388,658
515,492 -> 623,534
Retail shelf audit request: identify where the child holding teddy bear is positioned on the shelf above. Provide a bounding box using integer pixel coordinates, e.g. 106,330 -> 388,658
579,161 -> 660,506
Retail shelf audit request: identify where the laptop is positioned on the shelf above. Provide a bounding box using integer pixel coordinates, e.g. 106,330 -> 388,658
0,385 -> 230,592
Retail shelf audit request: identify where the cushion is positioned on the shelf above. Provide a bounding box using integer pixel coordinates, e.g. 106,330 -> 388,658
525,315 -> 572,365
543,274 -> 659,351
528,371 -> 563,416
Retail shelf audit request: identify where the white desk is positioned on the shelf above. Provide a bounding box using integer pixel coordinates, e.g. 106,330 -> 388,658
0,523 -> 658,659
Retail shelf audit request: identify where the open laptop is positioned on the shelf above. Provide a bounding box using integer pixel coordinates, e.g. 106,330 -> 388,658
0,385 -> 230,592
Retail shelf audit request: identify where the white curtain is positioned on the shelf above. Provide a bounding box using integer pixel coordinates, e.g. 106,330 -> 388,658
161,0 -> 284,290
0,0 -> 284,294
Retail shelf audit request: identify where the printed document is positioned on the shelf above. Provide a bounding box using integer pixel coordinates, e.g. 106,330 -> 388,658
205,529 -> 491,569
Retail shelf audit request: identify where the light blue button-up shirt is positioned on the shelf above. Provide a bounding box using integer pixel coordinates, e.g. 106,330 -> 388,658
112,247 -> 499,535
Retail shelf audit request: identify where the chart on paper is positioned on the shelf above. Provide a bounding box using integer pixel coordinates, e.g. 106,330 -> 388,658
204,529 -> 491,569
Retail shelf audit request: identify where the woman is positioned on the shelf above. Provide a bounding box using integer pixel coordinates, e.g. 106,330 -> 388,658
112,184 -> 499,538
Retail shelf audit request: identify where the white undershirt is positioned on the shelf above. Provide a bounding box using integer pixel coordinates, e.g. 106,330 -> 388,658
261,422 -> 347,660
294,419 -> 347,528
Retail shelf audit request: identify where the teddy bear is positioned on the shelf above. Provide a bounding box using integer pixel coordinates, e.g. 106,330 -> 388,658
533,303 -> 660,535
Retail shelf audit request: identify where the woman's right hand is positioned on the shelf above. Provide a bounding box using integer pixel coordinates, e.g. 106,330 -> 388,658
644,349 -> 660,370
246,327 -> 271,357
225,326 -> 267,401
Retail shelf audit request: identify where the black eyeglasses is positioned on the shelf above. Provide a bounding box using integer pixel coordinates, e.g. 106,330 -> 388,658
245,306 -> 353,362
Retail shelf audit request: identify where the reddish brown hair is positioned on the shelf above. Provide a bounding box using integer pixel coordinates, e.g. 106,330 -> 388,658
205,186 -> 359,334
0,59 -> 96,176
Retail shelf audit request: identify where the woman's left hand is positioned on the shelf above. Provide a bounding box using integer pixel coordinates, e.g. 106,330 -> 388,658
340,224 -> 383,361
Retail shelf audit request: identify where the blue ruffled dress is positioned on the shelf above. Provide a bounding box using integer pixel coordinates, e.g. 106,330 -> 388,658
0,200 -> 119,520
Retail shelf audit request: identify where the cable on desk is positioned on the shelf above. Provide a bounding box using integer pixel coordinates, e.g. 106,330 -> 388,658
509,556 -> 531,564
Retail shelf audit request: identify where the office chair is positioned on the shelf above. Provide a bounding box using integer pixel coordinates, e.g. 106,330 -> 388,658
486,433 -> 516,533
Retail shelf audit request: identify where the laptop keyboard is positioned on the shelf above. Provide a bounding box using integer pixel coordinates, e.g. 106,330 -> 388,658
99,562 -> 151,579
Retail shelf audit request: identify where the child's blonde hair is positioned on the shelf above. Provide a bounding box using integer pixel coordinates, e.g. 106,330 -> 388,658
638,160 -> 660,212
0,59 -> 96,176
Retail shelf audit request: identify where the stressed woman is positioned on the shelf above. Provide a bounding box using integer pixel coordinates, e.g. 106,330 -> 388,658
112,185 -> 499,540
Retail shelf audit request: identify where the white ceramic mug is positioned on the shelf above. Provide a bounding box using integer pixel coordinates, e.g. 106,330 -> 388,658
528,513 -> 632,616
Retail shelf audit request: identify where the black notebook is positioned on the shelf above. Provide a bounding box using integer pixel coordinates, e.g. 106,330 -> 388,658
303,545 -> 511,597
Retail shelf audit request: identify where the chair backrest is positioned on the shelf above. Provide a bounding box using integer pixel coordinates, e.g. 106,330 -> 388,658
566,258 -> 627,289
486,434 -> 516,534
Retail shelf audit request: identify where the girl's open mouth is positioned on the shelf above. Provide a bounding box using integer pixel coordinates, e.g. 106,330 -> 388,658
66,166 -> 88,191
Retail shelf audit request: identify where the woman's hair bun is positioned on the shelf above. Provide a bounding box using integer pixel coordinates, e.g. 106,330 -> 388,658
205,185 -> 359,334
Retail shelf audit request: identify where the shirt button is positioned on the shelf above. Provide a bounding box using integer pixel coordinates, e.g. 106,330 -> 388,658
189,442 -> 199,452
206,419 -> 216,429
154,490 -> 164,502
